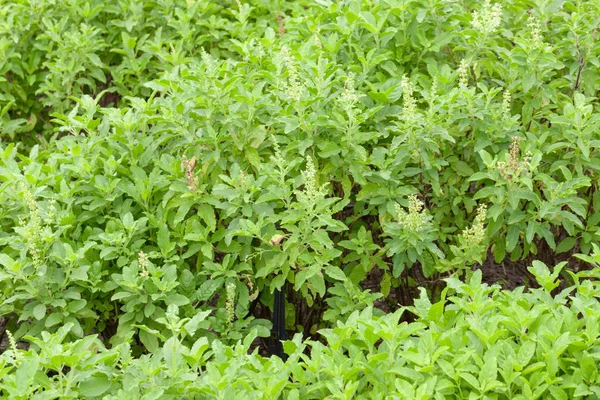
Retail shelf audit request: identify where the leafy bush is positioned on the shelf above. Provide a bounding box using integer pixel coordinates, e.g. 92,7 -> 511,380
1,0 -> 600,397
4,264 -> 600,399
0,0 -> 295,140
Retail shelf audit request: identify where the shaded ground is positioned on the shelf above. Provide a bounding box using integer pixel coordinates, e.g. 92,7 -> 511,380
360,250 -> 533,315
0,317 -> 5,352
362,245 -> 587,315
478,251 -> 529,290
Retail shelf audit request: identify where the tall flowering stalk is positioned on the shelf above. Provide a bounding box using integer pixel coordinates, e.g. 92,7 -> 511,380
339,72 -> 360,121
472,1 -> 503,35
297,156 -> 328,214
461,204 -> 488,247
280,47 -> 304,102
497,136 -> 532,182
182,155 -> 199,191
527,15 -> 544,48
394,195 -> 431,233
225,281 -> 236,331
384,194 -> 442,277
439,204 -> 489,273
6,330 -> 21,363
18,182 -> 44,270
400,75 -> 416,124
502,89 -> 512,122
400,75 -> 423,157
458,59 -> 470,87
138,251 -> 150,278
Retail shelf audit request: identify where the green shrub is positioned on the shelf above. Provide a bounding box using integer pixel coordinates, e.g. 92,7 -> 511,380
3,264 -> 600,399
0,0 -> 298,141
1,0 -> 600,397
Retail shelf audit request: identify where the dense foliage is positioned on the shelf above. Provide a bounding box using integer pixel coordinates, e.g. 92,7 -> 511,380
4,263 -> 600,399
1,0 -> 600,398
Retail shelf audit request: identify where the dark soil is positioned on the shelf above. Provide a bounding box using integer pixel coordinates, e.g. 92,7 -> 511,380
0,316 -> 6,352
477,251 -> 530,290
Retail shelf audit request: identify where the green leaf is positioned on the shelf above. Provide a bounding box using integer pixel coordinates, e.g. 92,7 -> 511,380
144,81 -> 167,92
523,73 -> 537,92
479,356 -> 497,389
33,304 -> 46,320
556,237 -> 577,254
324,266 -> 346,281
143,302 -> 155,318
122,212 -> 134,229
111,291 -> 134,301
318,141 -> 342,158
174,202 -> 193,225
0,254 -> 15,270
517,341 -> 536,366
139,329 -> 159,352
166,293 -> 190,306
526,222 -> 536,243
45,312 -> 62,328
67,299 -> 87,313
179,269 -> 196,297
184,310 -> 211,336
158,224 -> 171,254
380,272 -> 391,297
197,278 -> 223,300
79,374 -> 111,397
453,161 -> 474,177
494,237 -> 506,263
546,0 -> 565,12
197,204 -> 216,232
478,150 -> 493,167
460,372 -> 479,389
245,147 -> 261,168
506,225 -> 521,252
